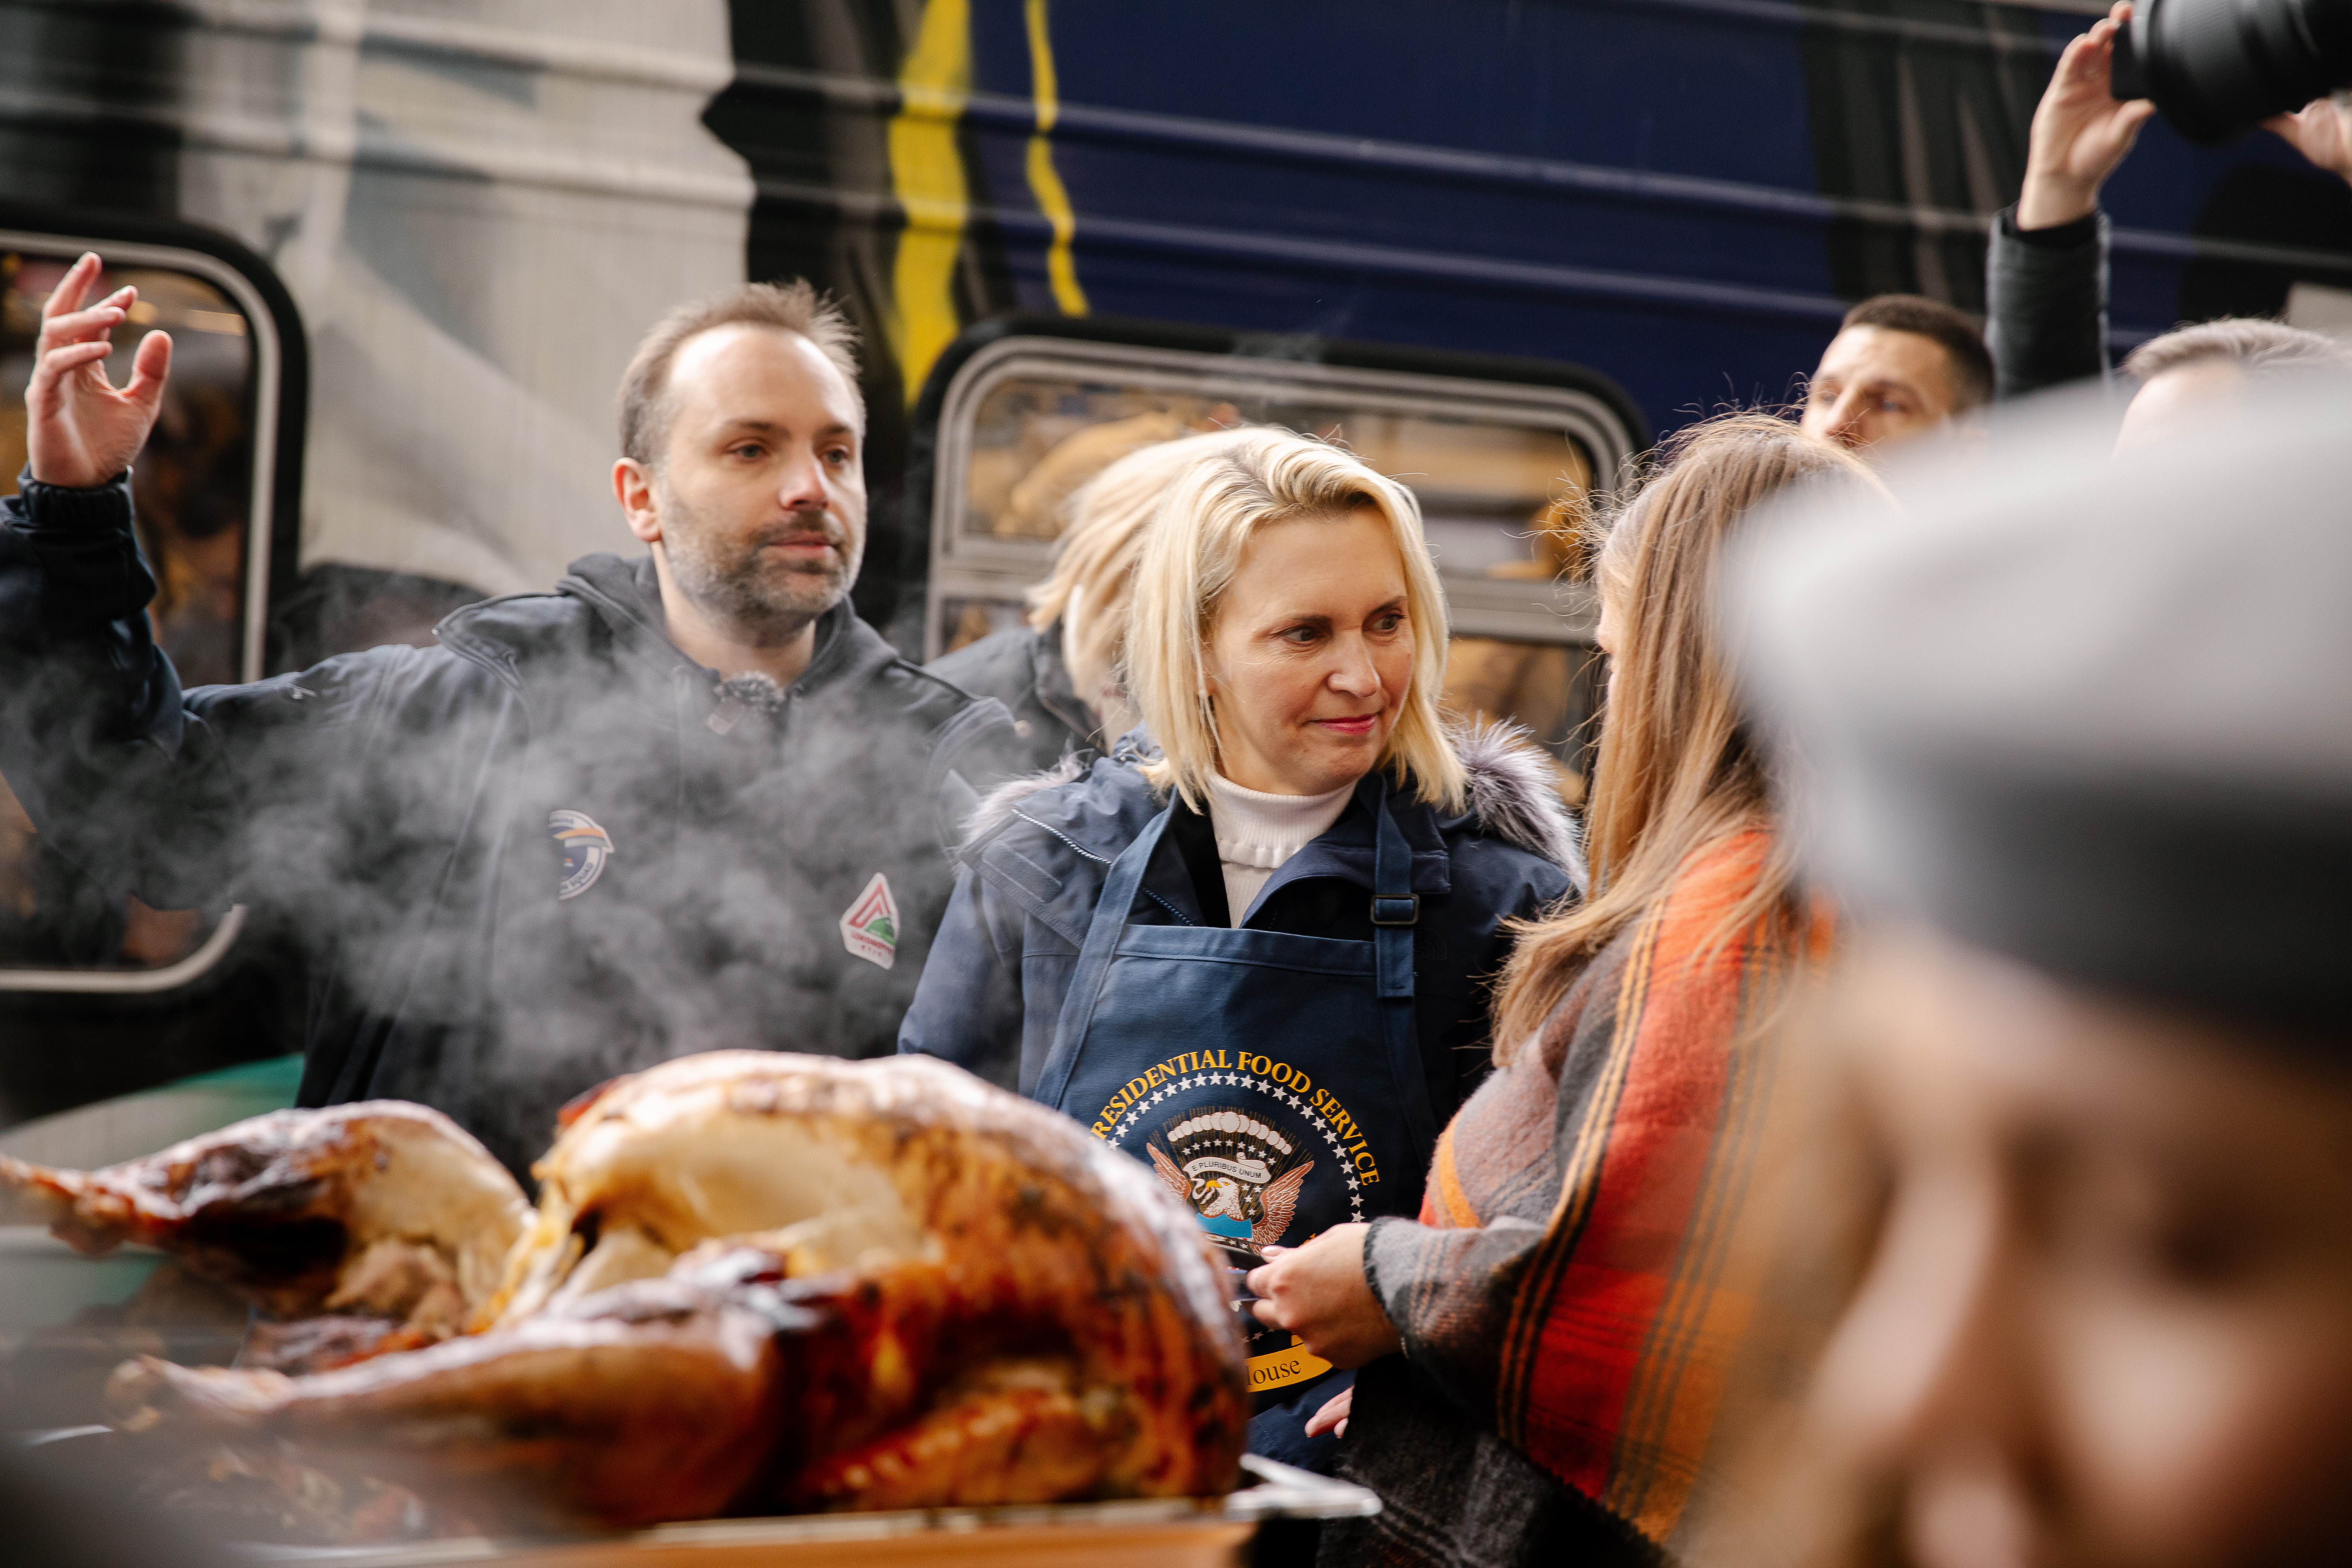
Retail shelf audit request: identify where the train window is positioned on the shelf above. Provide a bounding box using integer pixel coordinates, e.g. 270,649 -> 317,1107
926,336 -> 1638,801
0,232 -> 286,991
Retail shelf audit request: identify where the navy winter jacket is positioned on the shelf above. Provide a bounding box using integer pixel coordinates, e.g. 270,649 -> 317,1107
0,473 -> 1016,1173
898,727 -> 1585,1132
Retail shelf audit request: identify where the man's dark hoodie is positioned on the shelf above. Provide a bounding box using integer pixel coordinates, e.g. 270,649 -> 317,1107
0,474 -> 1016,1174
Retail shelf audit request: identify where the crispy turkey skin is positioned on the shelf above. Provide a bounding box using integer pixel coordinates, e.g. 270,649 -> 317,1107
107,1052 -> 1249,1526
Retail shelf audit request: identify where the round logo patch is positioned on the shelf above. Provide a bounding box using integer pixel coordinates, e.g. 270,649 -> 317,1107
549,810 -> 616,901
1106,1050 -> 1380,1266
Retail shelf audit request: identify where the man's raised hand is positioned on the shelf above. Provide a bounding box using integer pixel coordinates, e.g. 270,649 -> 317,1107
27,251 -> 172,490
2017,2 -> 2158,231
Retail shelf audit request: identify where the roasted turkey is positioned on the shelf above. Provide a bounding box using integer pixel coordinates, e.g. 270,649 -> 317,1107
104,1051 -> 1248,1528
1,1103 -> 530,1368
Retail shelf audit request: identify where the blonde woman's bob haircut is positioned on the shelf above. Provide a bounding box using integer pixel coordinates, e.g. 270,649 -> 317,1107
1126,428 -> 1468,815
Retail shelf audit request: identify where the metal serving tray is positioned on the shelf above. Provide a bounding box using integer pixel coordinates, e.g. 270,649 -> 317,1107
238,1457 -> 1377,1568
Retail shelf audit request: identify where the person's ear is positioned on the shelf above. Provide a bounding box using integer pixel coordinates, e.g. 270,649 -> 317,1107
614,457 -> 662,545
1199,635 -> 1227,702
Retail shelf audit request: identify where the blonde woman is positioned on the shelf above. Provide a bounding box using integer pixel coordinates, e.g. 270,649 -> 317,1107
928,428 -> 1253,774
899,428 -> 1582,1475
1250,414 -> 1879,1567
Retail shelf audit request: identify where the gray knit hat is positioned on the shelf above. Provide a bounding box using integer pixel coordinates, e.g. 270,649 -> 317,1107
1733,380 -> 2352,1031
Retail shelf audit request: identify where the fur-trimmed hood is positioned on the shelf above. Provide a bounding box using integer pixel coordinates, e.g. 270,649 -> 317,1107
961,719 -> 1586,894
1452,718 -> 1587,889
903,718 -> 1585,1099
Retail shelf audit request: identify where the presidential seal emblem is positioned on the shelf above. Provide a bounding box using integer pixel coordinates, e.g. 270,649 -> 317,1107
839,871 -> 898,970
548,810 -> 615,901
1146,1106 -> 1313,1262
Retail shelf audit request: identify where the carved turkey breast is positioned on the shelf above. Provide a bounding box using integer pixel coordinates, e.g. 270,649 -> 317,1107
108,1051 -> 1249,1527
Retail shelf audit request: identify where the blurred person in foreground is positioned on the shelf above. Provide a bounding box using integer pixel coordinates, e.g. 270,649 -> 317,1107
1989,2 -> 2352,402
928,427 -> 1250,776
1719,379 -> 2352,1568
0,257 -> 1014,1176
1799,295 -> 1994,458
1244,414 -> 1880,1567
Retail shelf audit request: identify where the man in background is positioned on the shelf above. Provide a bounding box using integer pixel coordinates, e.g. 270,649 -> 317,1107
0,257 -> 1014,1174
1800,293 -> 1995,457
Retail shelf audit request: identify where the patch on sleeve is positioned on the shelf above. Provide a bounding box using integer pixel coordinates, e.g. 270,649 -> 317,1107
549,810 -> 616,901
839,871 -> 899,970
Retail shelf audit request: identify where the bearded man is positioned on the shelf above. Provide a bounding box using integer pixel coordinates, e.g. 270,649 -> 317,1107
0,262 -> 1015,1174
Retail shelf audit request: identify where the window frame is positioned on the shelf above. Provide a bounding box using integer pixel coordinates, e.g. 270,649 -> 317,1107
0,205 -> 306,996
915,318 -> 1645,662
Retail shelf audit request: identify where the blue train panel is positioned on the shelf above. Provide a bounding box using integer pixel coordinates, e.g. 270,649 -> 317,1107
719,0 -> 2352,441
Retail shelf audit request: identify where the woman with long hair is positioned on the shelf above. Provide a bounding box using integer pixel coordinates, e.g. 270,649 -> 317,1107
900,427 -> 1583,1475
1245,412 -> 1879,1564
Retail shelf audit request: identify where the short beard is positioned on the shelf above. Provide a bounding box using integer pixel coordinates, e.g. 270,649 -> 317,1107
656,477 -> 863,646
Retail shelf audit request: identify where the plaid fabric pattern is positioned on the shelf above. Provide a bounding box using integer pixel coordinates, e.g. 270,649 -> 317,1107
1360,830 -> 1826,1558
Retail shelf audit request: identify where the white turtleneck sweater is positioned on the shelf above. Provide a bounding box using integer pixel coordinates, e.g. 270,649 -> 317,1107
1204,772 -> 1353,926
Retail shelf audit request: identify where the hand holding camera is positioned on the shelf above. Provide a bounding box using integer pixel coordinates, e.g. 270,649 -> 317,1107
2021,2 -> 2158,229
2263,91 -> 2352,179
2022,0 -> 2352,237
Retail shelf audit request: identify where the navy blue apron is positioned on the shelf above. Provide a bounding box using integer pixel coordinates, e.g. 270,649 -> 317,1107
1033,776 -> 1440,1460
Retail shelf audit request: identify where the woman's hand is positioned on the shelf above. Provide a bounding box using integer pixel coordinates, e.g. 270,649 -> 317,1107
1245,1223 -> 1400,1368
1304,1382 -> 1353,1439
2017,2 -> 2156,231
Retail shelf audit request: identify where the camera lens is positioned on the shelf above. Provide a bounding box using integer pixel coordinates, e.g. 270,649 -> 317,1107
2114,0 -> 2352,144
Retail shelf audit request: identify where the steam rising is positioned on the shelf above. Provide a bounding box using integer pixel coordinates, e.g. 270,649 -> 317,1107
0,550 -> 973,1181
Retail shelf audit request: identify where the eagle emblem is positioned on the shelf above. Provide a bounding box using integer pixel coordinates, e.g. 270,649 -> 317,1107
1147,1106 -> 1313,1259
